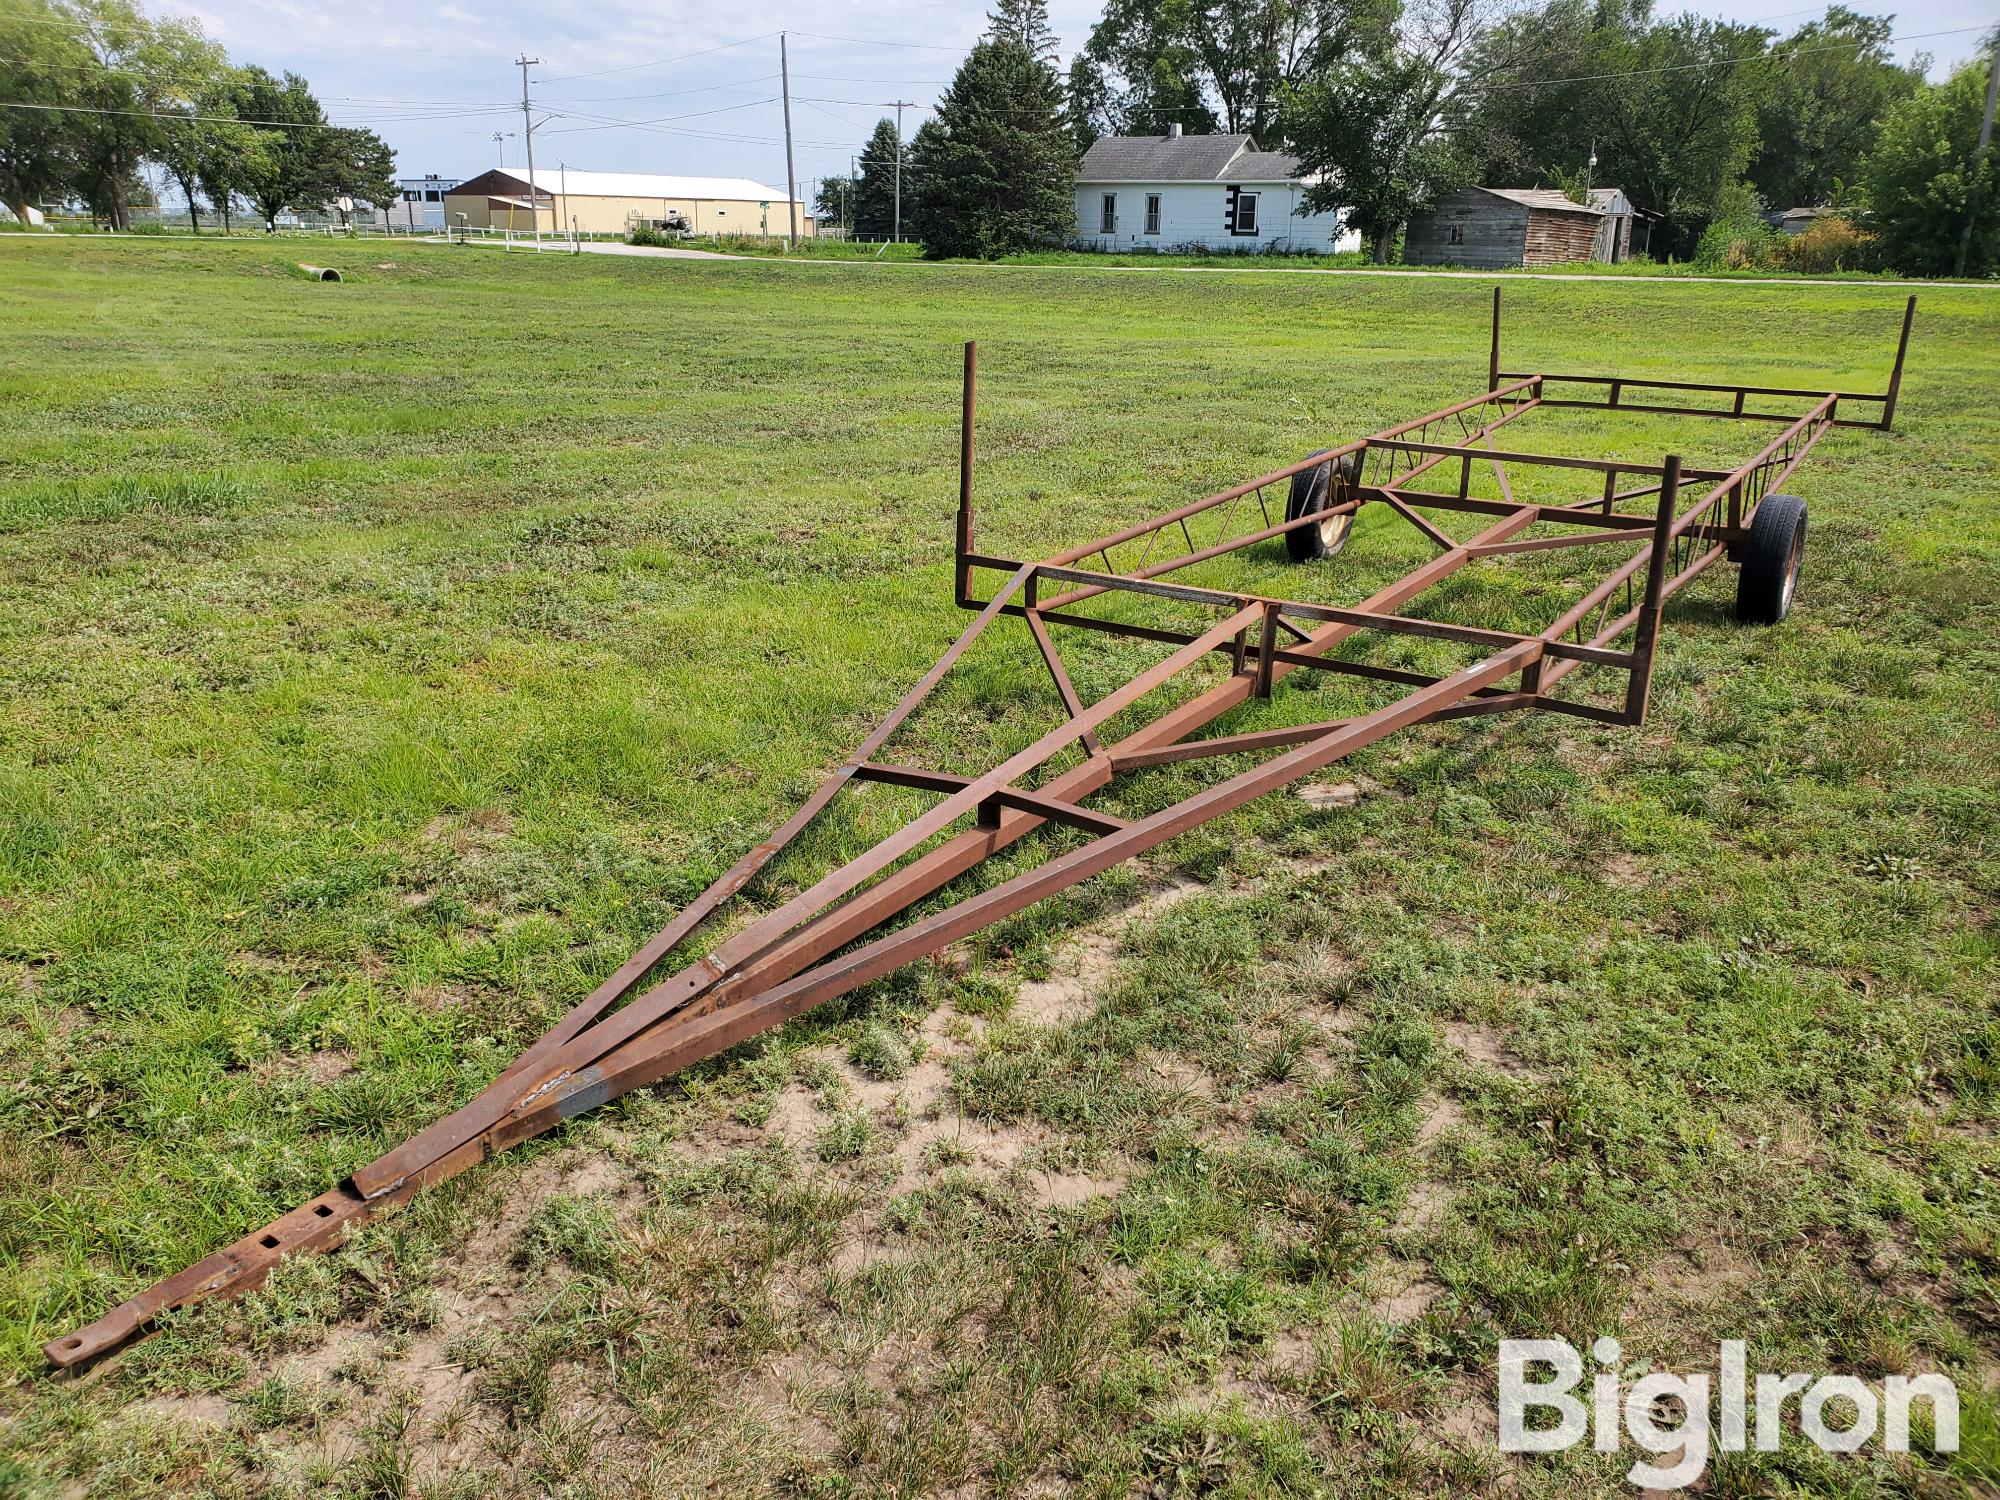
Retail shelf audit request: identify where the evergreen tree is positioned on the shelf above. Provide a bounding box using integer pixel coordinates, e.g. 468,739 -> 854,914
910,37 -> 1077,259
853,118 -> 902,239
988,0 -> 1059,64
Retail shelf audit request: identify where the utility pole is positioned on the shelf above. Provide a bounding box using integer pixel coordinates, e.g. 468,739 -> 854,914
780,33 -> 799,250
517,54 -> 543,250
561,160 -> 576,253
1955,35 -> 1999,278
892,99 -> 913,243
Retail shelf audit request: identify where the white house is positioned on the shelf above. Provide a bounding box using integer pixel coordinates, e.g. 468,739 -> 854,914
1074,126 -> 1359,254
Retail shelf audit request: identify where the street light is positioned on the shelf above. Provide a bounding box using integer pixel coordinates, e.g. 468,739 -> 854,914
490,130 -> 516,168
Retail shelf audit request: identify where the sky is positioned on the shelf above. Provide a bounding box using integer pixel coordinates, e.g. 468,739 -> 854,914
143,0 -> 1998,196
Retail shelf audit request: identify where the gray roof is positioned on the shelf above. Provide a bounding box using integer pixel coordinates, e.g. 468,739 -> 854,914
1078,133 -> 1303,183
1479,186 -> 1603,215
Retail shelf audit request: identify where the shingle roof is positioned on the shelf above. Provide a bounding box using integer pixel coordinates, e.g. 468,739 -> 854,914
1478,186 -> 1603,215
1077,134 -> 1303,183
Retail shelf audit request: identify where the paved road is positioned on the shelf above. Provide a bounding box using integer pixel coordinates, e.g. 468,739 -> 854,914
7,231 -> 1986,289
440,236 -> 742,261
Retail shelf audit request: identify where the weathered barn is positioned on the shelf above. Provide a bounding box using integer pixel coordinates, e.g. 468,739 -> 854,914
1404,187 -> 1605,269
1587,187 -> 1642,262
442,168 -> 812,239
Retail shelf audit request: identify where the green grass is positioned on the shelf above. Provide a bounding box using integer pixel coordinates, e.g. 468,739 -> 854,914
0,235 -> 1995,1497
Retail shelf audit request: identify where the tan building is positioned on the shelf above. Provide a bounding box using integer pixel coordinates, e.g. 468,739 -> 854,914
443,168 -> 814,238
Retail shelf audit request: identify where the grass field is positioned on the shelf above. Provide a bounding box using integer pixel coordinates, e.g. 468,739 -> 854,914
0,236 -> 1996,1498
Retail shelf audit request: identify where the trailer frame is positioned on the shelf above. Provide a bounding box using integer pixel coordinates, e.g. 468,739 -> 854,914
47,288 -> 1918,1373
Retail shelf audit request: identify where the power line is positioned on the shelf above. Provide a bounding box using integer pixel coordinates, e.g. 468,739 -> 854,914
789,31 -> 966,52
541,97 -> 781,136
538,74 -> 780,104
0,97 -> 512,127
538,31 -> 780,82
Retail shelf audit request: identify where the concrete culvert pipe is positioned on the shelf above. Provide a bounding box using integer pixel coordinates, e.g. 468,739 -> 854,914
297,263 -> 342,282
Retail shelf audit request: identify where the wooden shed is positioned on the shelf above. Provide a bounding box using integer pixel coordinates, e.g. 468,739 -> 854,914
1404,187 -> 1605,269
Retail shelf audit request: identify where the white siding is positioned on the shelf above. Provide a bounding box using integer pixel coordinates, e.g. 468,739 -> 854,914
1073,180 -> 1358,254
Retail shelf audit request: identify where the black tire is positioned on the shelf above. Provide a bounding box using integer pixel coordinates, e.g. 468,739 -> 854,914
1735,493 -> 1807,624
1285,450 -> 1361,562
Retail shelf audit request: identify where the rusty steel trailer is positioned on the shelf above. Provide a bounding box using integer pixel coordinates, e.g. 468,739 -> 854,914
48,289 -> 1918,1373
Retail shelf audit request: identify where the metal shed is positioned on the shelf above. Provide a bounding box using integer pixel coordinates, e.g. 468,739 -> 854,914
1404,186 -> 1605,269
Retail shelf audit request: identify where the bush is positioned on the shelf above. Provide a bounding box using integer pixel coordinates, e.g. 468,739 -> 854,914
1693,217 -> 1772,271
626,224 -> 667,248
1772,214 -> 1882,274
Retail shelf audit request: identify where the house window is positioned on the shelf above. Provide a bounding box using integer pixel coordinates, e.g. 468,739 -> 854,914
1447,223 -> 1464,245
1233,192 -> 1258,235
1100,193 -> 1117,235
1145,193 -> 1161,234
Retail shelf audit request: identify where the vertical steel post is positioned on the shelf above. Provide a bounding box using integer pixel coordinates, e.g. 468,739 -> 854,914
1624,455 -> 1680,724
1488,286 -> 1502,392
1880,295 -> 1916,431
1254,603 -> 1280,698
957,341 -> 977,607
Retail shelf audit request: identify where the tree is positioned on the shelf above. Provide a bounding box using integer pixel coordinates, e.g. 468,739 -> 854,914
64,0 -> 225,230
1750,7 -> 1924,210
0,0 -> 86,224
1862,60 -> 2000,277
1064,54 -> 1110,151
815,172 -> 855,234
1073,0 -> 1396,142
193,111 -> 276,234
988,0 -> 1059,65
853,118 -> 902,239
318,124 -> 397,211
152,63 -> 248,233
1285,0 -> 1489,261
229,66 -> 327,229
909,36 -> 1077,259
1466,0 -> 1770,251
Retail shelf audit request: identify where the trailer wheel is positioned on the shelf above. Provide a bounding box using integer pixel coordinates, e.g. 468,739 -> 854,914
1286,450 -> 1361,562
1735,494 -> 1807,624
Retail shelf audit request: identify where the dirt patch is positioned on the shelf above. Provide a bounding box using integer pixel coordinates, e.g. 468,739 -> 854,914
1603,851 -> 1647,889
1295,777 -> 1377,811
1374,1275 -> 1444,1324
1011,877 -> 1206,1029
1032,1164 -> 1129,1207
421,808 -> 512,853
1416,1090 -> 1467,1146
1442,1019 -> 1531,1078
253,1048 -> 353,1085
764,1084 -> 822,1149
1434,1372 -> 1499,1449
1014,932 -> 1122,1027
1390,1180 -> 1450,1240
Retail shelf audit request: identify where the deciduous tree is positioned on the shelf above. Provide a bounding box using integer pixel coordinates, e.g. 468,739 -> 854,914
1467,0 -> 1770,251
1073,0 -> 1396,143
1285,0 -> 1491,261
1862,59 -> 2000,277
0,0 -> 85,223
1751,7 -> 1924,211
